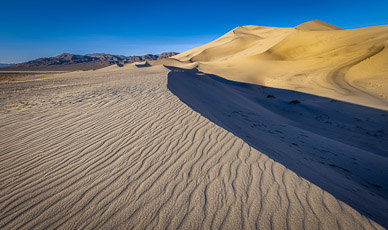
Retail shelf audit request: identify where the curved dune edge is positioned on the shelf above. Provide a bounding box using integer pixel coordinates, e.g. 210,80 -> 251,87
0,66 -> 383,229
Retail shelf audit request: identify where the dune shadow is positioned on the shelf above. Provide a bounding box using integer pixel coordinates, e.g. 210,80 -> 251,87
166,66 -> 388,227
135,61 -> 151,68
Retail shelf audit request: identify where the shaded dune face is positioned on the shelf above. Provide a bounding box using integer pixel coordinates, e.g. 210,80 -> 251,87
0,66 -> 383,229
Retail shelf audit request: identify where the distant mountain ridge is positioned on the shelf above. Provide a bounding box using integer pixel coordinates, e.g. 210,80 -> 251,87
0,63 -> 15,67
20,52 -> 179,67
2,52 -> 178,71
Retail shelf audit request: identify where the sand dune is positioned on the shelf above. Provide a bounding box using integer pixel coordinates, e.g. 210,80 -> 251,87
172,20 -> 388,110
174,26 -> 293,63
295,20 -> 344,31
0,65 -> 384,229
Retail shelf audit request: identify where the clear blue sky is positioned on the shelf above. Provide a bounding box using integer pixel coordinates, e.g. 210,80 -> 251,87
1,0 -> 387,63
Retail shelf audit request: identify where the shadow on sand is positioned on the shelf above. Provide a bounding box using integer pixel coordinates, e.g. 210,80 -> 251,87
166,66 -> 388,227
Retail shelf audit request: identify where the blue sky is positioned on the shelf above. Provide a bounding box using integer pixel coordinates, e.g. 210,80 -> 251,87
1,0 -> 387,63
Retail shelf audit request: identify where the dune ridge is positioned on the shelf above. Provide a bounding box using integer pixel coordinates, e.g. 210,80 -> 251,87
0,65 -> 383,229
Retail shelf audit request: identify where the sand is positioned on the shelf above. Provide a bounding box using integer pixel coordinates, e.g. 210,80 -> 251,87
1,20 -> 387,229
0,64 -> 384,229
173,20 -> 388,110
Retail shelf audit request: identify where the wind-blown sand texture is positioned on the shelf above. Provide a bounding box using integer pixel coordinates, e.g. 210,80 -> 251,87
1,20 -> 387,229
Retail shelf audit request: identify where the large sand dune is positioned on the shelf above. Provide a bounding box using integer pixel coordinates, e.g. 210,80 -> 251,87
173,20 -> 388,110
0,65 -> 384,229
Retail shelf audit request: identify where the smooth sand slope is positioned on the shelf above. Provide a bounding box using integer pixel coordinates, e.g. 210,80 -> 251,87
0,65 -> 383,229
172,20 -> 388,110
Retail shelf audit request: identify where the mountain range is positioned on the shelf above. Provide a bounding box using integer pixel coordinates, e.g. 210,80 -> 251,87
0,52 -> 178,71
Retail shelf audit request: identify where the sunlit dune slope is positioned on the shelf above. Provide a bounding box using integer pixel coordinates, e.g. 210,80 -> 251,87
295,20 -> 344,31
174,25 -> 293,62
171,20 -> 388,110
